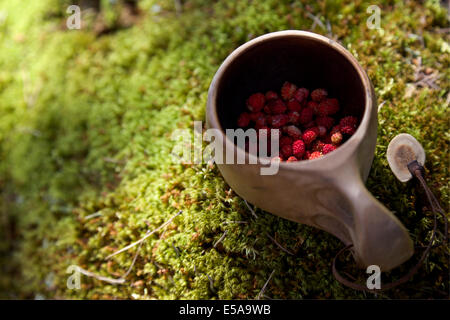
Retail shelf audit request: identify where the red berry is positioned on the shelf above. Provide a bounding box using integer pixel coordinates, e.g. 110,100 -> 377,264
315,116 -> 335,129
294,88 -> 309,103
247,93 -> 265,112
309,151 -> 323,160
341,125 -> 356,135
307,101 -> 320,114
263,105 -> 271,114
310,88 -> 328,102
312,140 -> 325,152
287,111 -> 301,125
285,125 -> 302,140
339,116 -> 358,128
318,98 -> 339,116
292,139 -> 305,158
270,114 -> 288,128
281,144 -> 293,158
322,144 -> 337,155
237,112 -> 251,127
299,107 -> 314,124
268,99 -> 287,114
339,116 -> 358,135
302,127 -> 318,145
255,121 -> 267,130
304,150 -> 311,160
331,131 -> 343,145
254,116 -> 267,129
281,82 -> 297,100
330,125 -> 341,134
249,112 -> 264,121
280,136 -> 293,146
287,99 -> 302,112
287,156 -> 298,162
265,91 -> 278,100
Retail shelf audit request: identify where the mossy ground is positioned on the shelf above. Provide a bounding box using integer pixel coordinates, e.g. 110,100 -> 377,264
0,0 -> 448,299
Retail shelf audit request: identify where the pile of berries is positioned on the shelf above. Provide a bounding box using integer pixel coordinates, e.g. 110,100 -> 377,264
236,81 -> 359,162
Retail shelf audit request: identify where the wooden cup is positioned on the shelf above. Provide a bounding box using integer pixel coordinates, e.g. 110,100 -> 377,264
206,30 -> 413,271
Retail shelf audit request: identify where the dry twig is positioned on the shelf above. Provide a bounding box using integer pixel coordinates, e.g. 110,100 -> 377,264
266,233 -> 294,255
106,210 -> 183,259
257,270 -> 275,300
244,200 -> 258,219
213,230 -> 228,248
76,266 -> 126,285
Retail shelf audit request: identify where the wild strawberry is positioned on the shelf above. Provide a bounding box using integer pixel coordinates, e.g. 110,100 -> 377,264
302,127 -> 319,145
317,125 -> 327,137
312,140 -> 325,152
281,82 -> 297,100
281,144 -> 293,158
255,120 -> 267,130
238,85 -> 348,162
250,112 -> 264,121
318,98 -> 339,116
330,125 -> 341,134
268,99 -> 287,114
304,150 -> 311,160
237,112 -> 251,127
339,116 -> 358,135
299,107 -> 314,124
287,99 -> 302,112
315,116 -> 335,129
322,144 -> 337,155
280,136 -> 293,146
339,116 -> 358,128
285,125 -> 302,140
254,116 -> 267,129
265,91 -> 278,100
270,114 -> 288,128
292,139 -> 305,158
307,100 -> 320,114
246,93 -> 265,112
294,88 -> 309,103
331,131 -> 343,145
309,151 -> 323,160
310,88 -> 328,102
341,125 -> 356,135
287,111 -> 301,125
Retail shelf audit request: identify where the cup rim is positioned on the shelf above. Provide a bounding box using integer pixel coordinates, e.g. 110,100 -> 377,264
207,30 -> 374,169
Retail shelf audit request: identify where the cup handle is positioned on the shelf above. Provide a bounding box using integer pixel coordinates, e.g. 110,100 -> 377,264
341,172 -> 414,271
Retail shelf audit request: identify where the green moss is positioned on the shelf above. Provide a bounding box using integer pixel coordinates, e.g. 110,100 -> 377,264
0,0 -> 448,299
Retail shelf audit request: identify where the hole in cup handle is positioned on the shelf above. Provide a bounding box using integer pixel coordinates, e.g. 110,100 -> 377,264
342,173 -> 414,271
